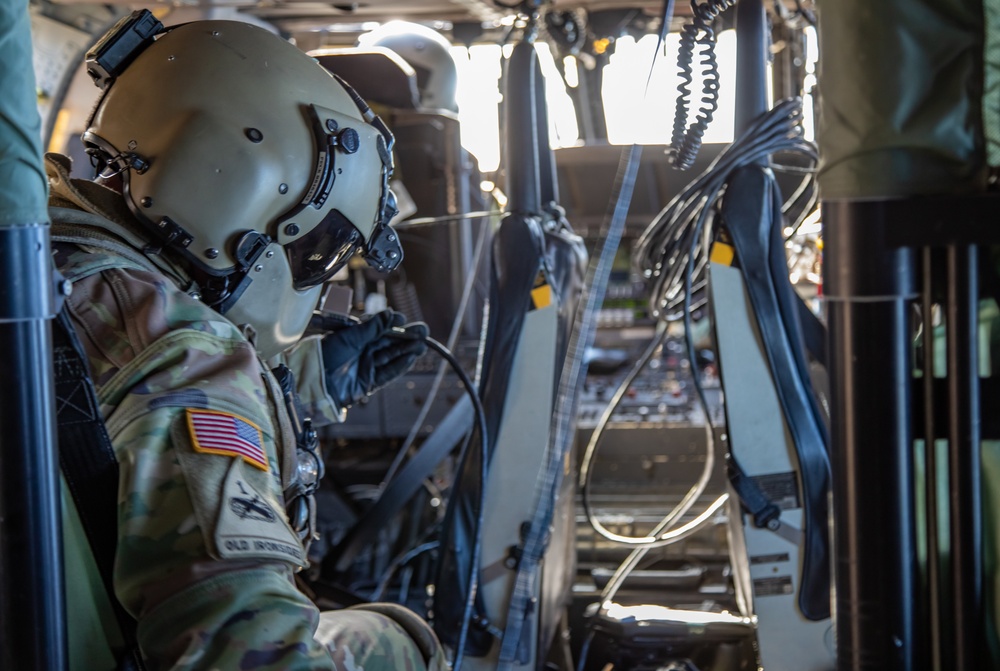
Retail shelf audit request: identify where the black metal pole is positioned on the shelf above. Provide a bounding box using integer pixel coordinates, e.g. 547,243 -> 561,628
0,227 -> 66,671
0,0 -> 67,666
824,201 -> 917,671
920,247 -> 945,670
945,244 -> 982,668
734,0 -> 768,137
504,39 -> 541,215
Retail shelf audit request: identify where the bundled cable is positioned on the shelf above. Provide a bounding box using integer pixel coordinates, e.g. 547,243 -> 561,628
669,0 -> 738,169
578,98 -> 815,602
636,97 -> 817,321
634,97 -> 834,622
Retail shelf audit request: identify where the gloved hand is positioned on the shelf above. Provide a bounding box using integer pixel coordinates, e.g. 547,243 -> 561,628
318,309 -> 429,409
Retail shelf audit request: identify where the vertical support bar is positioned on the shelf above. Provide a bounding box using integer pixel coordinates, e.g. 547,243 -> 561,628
0,0 -> 66,667
920,248 -> 945,670
824,200 -> 917,671
504,40 -> 540,215
945,244 -> 982,668
734,0 -> 768,137
0,228 -> 65,671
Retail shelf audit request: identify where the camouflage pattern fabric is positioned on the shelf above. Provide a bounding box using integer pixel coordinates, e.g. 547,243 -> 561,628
317,607 -> 449,671
47,155 -> 445,671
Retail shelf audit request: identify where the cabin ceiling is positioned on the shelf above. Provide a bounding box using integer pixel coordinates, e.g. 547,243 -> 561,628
41,0 -> 809,50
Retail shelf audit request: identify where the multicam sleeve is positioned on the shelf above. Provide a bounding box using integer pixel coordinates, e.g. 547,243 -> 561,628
110,404 -> 337,670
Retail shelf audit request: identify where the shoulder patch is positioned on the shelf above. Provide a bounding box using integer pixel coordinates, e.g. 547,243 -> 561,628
216,459 -> 306,567
186,409 -> 269,472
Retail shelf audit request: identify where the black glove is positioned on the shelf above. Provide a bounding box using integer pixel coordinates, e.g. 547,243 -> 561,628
319,309 -> 429,408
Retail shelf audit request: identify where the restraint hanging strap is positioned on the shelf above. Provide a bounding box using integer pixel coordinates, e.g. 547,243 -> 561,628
53,307 -> 145,671
721,166 -> 831,621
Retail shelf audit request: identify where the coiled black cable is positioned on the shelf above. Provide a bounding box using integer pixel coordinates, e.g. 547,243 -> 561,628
669,0 -> 737,170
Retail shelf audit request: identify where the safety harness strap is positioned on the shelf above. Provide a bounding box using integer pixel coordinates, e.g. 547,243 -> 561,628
53,307 -> 145,671
721,165 -> 831,621
323,394 -> 473,575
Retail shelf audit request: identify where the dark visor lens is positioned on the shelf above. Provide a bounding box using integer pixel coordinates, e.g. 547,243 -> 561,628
285,209 -> 363,290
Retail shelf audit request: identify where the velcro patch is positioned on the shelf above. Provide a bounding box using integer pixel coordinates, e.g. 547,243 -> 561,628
215,459 -> 306,567
186,409 -> 269,472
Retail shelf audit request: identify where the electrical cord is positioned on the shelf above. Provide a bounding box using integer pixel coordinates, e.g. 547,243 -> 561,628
600,494 -> 729,602
577,105 -> 815,555
669,0 -> 738,170
382,209 -> 492,487
577,309 -> 724,550
631,98 -> 817,541
371,540 -> 440,601
575,629 -> 596,671
386,330 -> 488,671
579,320 -> 719,548
635,97 -> 817,323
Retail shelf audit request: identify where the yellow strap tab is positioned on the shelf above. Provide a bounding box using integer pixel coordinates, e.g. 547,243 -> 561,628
710,241 -> 735,266
530,269 -> 553,309
531,284 -> 553,309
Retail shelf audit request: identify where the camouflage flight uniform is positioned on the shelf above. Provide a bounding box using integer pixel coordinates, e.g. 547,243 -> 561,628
47,153 -> 447,671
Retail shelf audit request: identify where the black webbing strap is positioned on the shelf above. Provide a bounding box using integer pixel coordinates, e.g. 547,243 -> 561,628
721,165 -> 831,621
53,307 -> 145,671
726,455 -> 781,530
323,394 -> 473,575
432,211 -> 546,655
796,292 -> 826,365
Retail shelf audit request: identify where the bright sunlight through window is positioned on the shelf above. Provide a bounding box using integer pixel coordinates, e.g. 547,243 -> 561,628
452,30 -> 740,172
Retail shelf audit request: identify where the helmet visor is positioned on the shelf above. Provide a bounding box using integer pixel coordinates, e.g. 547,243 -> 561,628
285,209 -> 364,290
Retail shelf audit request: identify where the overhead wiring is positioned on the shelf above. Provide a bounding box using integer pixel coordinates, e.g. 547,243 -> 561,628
669,0 -> 738,170
634,97 -> 817,323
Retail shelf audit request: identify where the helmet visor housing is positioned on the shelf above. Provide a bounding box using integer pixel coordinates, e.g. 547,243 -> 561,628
285,210 -> 363,290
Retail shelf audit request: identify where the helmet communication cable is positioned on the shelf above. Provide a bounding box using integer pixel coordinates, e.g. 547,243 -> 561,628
386,330 -> 488,671
669,0 -> 737,170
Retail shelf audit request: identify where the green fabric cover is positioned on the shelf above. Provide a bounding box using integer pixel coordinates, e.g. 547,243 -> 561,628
985,0 -> 1000,165
817,0 -> 988,197
0,0 -> 49,225
61,478 -> 123,671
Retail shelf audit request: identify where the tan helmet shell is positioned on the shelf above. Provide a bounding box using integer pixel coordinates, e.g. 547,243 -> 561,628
359,21 -> 459,113
87,21 -> 385,270
84,20 -> 390,356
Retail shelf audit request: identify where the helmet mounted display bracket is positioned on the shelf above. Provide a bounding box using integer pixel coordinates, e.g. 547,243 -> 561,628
85,9 -> 164,90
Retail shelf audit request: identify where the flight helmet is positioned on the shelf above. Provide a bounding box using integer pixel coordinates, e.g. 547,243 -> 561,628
358,21 -> 459,113
81,12 -> 402,357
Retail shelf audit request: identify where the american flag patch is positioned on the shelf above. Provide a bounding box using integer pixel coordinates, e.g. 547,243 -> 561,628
186,409 -> 269,472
